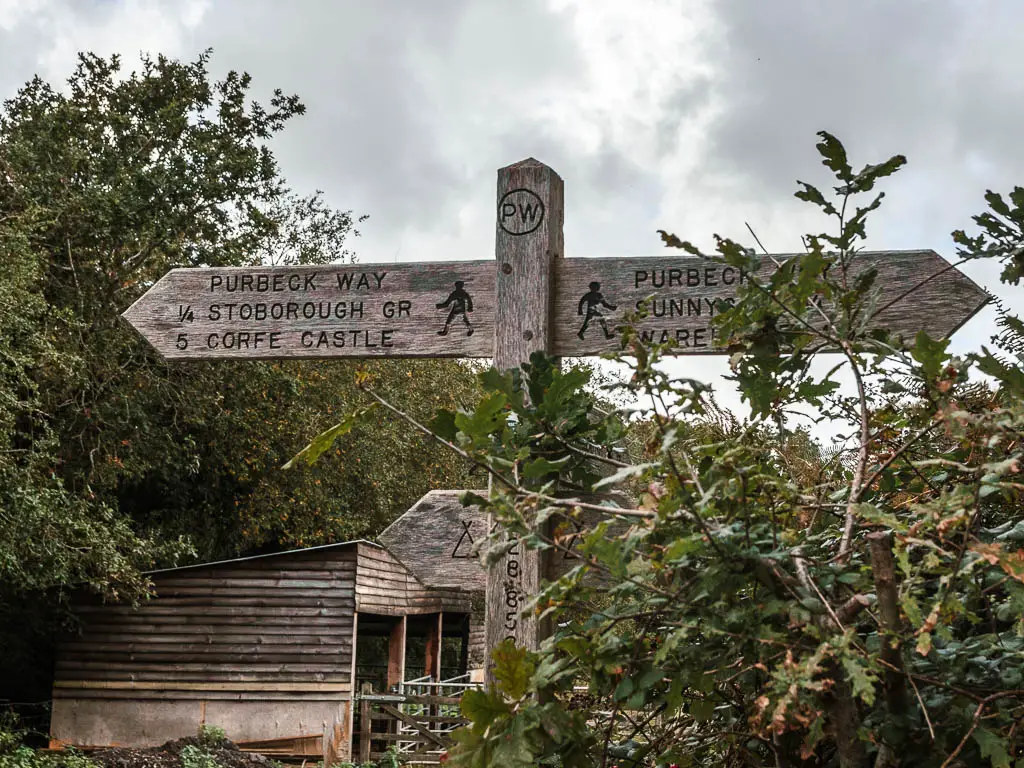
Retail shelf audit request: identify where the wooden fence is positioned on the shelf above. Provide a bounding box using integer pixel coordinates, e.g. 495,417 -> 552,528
357,693 -> 466,765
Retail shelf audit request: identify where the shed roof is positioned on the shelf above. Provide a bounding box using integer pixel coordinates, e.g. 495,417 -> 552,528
144,538 -> 378,576
379,490 -> 487,592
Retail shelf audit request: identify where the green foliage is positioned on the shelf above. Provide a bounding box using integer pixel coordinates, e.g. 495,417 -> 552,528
196,725 -> 226,750
451,640 -> 594,768
282,404 -> 378,470
0,718 -> 95,768
179,745 -> 218,768
953,186 -> 1024,285
334,746 -> 401,768
0,50 -> 480,702
388,134 -> 1024,766
0,48 -> 481,566
0,747 -> 96,768
373,746 -> 402,768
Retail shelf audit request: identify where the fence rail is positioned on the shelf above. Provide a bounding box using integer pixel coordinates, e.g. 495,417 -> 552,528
399,672 -> 480,698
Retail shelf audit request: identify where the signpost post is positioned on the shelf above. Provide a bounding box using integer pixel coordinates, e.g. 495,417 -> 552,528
123,158 -> 990,679
487,159 -> 564,669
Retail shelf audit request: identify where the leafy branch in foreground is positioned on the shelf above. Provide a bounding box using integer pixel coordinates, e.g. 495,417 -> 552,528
290,132 -> 1024,767
448,133 -> 1021,768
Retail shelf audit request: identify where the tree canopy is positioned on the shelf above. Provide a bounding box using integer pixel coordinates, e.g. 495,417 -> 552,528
0,50 -> 481,702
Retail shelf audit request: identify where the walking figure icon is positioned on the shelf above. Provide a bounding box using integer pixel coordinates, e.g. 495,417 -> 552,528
436,281 -> 474,336
577,281 -> 616,340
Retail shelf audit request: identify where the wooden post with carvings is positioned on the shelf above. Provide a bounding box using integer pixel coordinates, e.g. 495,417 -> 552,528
486,158 -> 564,681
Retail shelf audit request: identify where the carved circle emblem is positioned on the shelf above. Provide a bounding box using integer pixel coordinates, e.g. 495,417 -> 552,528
498,189 -> 544,236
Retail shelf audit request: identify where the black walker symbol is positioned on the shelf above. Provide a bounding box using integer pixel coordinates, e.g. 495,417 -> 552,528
436,281 -> 474,336
577,281 -> 616,340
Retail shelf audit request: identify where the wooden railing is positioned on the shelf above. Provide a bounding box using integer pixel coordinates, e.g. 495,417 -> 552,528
357,693 -> 467,765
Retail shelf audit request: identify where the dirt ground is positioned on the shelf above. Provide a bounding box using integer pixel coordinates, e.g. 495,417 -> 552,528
88,736 -> 283,768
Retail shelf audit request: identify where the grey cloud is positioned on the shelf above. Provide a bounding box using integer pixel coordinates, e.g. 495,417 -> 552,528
570,145 -> 663,256
694,0 -> 1024,323
700,0 -> 967,195
653,74 -> 713,159
0,26 -> 44,103
178,0 -> 585,250
0,1 -> 677,265
492,115 -> 664,256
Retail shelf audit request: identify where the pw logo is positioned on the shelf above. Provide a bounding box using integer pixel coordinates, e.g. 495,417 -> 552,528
498,188 -> 545,236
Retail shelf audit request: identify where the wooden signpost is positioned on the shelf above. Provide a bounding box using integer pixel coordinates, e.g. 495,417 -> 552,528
124,157 -> 990,680
123,251 -> 983,363
123,261 -> 496,360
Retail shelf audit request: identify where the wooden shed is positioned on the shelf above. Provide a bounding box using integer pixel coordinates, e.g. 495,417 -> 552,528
378,489 -> 624,597
49,539 -> 475,762
379,491 -> 488,596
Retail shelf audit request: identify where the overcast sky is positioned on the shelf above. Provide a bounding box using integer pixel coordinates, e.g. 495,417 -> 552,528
2,0 -> 1022,438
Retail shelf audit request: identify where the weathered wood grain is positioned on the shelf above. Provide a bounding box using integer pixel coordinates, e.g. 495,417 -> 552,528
154,577 -> 343,589
347,613 -> 358,758
359,698 -> 372,763
468,597 -> 486,670
386,617 -> 406,690
383,488 -> 634,674
60,641 -> 346,657
54,681 -> 351,692
62,631 -> 349,645
78,621 -> 353,634
487,158 -> 564,671
379,490 -> 488,591
353,543 -> 474,616
123,261 -> 496,360
51,688 -> 352,701
149,587 -> 355,599
54,667 -> 353,681
424,613 -> 443,680
56,660 -> 350,673
127,596 -> 353,607
382,490 -> 633,591
54,545 -> 359,699
74,604 -> 349,618
126,249 -> 988,363
552,250 -> 989,356
369,713 -> 466,724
